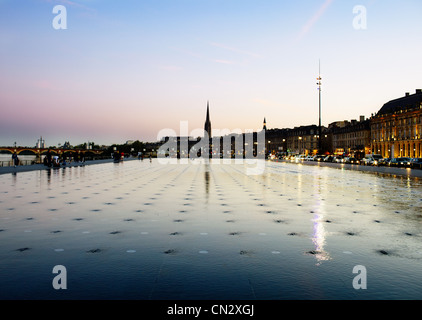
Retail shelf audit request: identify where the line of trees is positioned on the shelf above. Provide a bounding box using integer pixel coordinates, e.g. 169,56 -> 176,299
106,140 -> 146,156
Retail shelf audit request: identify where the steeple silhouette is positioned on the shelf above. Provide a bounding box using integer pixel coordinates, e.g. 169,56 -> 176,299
263,117 -> 267,131
204,101 -> 212,138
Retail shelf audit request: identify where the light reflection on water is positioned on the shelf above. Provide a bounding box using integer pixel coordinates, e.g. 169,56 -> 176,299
311,173 -> 331,265
0,159 -> 422,300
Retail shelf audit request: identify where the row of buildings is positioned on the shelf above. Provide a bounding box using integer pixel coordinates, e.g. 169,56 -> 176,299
264,89 -> 422,159
155,89 -> 422,160
26,89 -> 421,161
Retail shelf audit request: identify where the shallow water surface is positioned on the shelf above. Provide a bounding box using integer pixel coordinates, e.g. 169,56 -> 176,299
0,160 -> 421,299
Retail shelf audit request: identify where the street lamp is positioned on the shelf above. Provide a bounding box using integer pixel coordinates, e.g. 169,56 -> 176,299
298,137 -> 303,154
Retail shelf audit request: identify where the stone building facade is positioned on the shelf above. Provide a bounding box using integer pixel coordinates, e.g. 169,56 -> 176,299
371,90 -> 422,158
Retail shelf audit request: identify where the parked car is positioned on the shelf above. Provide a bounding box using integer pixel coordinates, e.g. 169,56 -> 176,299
377,158 -> 390,166
388,158 -> 398,167
362,154 -> 383,166
333,156 -> 344,163
305,155 -> 314,161
389,157 -> 412,168
372,155 -> 384,166
344,157 -> 359,164
410,158 -> 422,169
361,157 -> 371,165
313,155 -> 325,162
399,157 -> 412,167
324,155 -> 334,162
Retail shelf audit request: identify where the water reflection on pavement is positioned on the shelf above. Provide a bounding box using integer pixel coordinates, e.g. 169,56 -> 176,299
0,159 -> 421,300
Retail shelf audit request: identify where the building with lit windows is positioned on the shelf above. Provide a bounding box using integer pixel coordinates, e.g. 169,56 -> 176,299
330,116 -> 371,158
371,89 -> 422,158
265,125 -> 329,156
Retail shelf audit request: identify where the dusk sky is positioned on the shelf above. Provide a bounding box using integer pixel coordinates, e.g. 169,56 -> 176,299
1,0 -> 422,147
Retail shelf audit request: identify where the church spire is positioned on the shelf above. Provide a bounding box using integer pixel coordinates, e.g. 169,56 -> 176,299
204,101 -> 212,138
263,117 -> 267,130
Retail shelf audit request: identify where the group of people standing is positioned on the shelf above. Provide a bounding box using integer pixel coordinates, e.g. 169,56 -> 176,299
43,149 -> 85,168
10,150 -> 89,169
137,152 -> 152,162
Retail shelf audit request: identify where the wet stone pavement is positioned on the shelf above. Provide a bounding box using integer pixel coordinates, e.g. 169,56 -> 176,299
0,159 -> 422,299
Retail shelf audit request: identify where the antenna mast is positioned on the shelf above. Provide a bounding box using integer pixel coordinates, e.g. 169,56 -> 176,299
317,60 -> 322,154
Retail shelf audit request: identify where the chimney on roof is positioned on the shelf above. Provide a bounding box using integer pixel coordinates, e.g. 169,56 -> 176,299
360,115 -> 365,122
405,92 -> 410,96
416,89 -> 422,94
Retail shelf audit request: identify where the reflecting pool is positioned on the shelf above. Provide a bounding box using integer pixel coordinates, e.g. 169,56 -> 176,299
0,159 -> 421,299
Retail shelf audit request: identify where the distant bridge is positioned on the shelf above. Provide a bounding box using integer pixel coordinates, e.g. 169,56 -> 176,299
0,147 -> 104,156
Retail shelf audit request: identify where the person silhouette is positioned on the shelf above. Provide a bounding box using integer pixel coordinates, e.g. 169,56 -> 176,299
46,149 -> 52,167
12,152 -> 19,167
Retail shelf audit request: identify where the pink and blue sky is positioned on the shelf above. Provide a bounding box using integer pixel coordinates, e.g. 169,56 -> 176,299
1,0 -> 421,146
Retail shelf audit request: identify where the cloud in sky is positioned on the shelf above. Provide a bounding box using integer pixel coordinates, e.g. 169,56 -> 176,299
44,0 -> 96,14
297,0 -> 335,41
